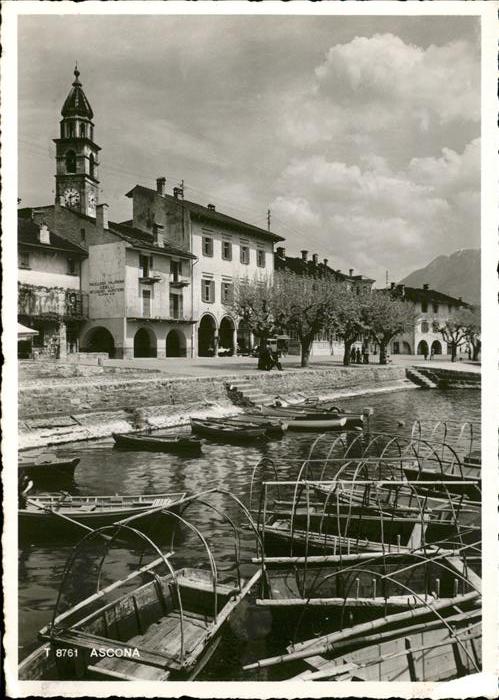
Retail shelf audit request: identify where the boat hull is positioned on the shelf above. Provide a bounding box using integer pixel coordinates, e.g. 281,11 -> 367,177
190,419 -> 266,442
19,457 -> 80,486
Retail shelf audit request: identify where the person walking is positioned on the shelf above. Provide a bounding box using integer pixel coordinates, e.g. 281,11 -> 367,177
355,348 -> 362,364
350,346 -> 357,364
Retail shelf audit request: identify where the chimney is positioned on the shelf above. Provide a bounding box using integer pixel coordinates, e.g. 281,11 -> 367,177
349,268 -> 354,277
391,282 -> 396,290
423,283 -> 429,290
276,246 -> 286,258
397,283 -> 405,297
323,258 -> 328,267
312,253 -> 319,265
156,177 -> 166,196
207,203 -> 216,211
96,203 -> 109,233
301,250 -> 308,262
152,223 -> 164,246
39,223 -> 50,245
173,186 -> 181,199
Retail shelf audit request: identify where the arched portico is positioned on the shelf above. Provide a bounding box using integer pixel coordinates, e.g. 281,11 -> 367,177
417,340 -> 429,357
219,316 -> 236,356
166,329 -> 187,357
134,327 -> 157,358
198,314 -> 217,357
81,326 -> 116,358
431,340 -> 442,355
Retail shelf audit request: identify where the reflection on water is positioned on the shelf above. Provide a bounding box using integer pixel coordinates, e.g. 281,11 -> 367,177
18,389 -> 480,679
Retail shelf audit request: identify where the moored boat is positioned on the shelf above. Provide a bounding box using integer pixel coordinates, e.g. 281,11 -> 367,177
252,409 -> 348,432
190,418 -> 267,442
18,455 -> 80,486
207,415 -> 287,437
19,492 -> 187,540
112,432 -> 202,455
18,561 -> 262,681
258,404 -> 365,428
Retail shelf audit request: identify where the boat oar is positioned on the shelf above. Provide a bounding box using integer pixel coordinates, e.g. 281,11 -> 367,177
26,498 -> 112,541
242,590 -> 480,671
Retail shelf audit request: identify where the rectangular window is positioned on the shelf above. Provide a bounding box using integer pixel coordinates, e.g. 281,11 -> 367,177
142,289 -> 151,317
19,251 -> 30,269
433,303 -> 439,313
222,240 -> 232,261
421,301 -> 428,313
169,293 -> 183,319
171,259 -> 182,282
80,228 -> 86,243
240,245 -> 250,265
202,236 -> 214,257
139,254 -> 152,278
67,258 -> 76,275
201,279 -> 215,303
221,281 -> 234,304
257,249 -> 265,268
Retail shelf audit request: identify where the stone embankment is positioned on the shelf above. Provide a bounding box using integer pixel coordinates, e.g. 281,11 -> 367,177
19,364 -> 411,450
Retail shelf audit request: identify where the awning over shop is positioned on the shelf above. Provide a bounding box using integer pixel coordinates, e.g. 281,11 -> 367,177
18,323 -> 39,340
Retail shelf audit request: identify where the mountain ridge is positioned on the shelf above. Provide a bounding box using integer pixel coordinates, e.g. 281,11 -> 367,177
399,249 -> 480,305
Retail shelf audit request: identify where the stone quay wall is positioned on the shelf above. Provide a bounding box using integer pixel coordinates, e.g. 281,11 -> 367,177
19,365 -> 406,420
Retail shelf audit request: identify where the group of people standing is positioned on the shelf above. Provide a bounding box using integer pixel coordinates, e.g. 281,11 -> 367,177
350,345 -> 370,364
258,343 -> 283,371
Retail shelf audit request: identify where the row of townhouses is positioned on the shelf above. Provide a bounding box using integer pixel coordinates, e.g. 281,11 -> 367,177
18,68 -> 468,361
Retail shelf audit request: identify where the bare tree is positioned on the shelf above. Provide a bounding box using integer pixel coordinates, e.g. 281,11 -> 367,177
365,292 -> 415,365
230,274 -> 278,368
464,306 -> 481,361
330,289 -> 370,366
438,307 -> 476,362
272,272 -> 342,367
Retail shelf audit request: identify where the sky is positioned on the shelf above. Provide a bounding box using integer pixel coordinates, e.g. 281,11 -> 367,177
18,13 -> 481,284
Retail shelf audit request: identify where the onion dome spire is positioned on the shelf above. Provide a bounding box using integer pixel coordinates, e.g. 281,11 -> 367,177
61,64 -> 94,119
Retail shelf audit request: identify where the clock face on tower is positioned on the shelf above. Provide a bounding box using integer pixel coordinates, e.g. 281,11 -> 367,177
63,187 -> 80,208
87,192 -> 97,213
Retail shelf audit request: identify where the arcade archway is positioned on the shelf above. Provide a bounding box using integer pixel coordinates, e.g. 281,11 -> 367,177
237,320 -> 251,355
431,340 -> 442,355
417,340 -> 429,357
82,326 -> 116,358
198,314 -> 217,357
134,327 -> 157,358
166,329 -> 187,357
219,316 -> 235,355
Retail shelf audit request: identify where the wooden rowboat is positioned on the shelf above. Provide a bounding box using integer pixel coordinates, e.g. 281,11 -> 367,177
190,418 -> 267,442
19,492 -> 187,539
112,432 -> 202,455
257,405 -> 362,429
19,559 -> 262,681
243,591 -> 481,679
19,456 -> 80,485
290,605 -> 481,681
253,552 -> 477,617
206,415 -> 287,437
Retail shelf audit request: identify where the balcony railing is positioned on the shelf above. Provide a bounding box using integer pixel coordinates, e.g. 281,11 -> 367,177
18,283 -> 89,321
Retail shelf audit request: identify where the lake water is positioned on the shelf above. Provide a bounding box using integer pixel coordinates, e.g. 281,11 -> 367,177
18,388 -> 481,680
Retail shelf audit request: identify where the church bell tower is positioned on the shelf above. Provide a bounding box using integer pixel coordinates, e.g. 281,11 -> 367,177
54,66 -> 100,217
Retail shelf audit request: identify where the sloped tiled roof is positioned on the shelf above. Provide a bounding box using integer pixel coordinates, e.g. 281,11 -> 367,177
275,253 -> 374,284
61,67 -> 94,119
388,285 -> 469,306
126,185 -> 285,242
18,217 -> 87,256
109,220 -> 196,259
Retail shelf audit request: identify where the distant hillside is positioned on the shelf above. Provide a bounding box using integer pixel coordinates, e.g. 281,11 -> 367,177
400,249 -> 480,305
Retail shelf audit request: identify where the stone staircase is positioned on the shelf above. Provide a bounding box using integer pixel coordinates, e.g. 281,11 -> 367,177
406,367 -> 438,389
226,379 -> 271,406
